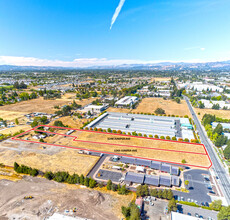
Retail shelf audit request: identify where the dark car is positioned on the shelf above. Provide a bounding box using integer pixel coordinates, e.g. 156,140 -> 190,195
187,213 -> 191,216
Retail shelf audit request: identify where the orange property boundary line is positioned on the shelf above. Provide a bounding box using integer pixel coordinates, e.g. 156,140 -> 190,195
12,125 -> 213,169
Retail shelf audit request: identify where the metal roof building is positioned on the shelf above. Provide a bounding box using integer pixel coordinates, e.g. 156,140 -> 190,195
124,172 -> 145,184
171,166 -> 179,176
120,157 -> 136,164
150,161 -> 161,170
159,176 -> 171,187
86,112 -> 182,138
144,175 -> 159,186
135,158 -> 151,167
161,163 -> 171,173
171,176 -> 180,186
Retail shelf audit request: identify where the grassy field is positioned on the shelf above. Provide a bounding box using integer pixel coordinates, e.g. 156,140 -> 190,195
150,77 -> 171,82
132,98 -> 191,117
0,124 -> 30,135
194,108 -> 230,120
0,96 -> 96,115
50,116 -> 88,129
23,129 -> 210,168
0,148 -> 98,175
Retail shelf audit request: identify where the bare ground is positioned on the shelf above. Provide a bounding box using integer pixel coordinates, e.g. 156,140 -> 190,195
0,175 -> 127,220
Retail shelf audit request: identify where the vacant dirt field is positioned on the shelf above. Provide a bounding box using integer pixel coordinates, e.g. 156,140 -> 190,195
132,98 -> 191,117
150,77 -> 171,82
0,124 -> 30,135
0,174 -> 132,219
0,139 -> 99,175
0,97 -> 96,114
107,107 -> 131,113
194,108 -> 230,120
24,129 -> 211,168
0,110 -> 26,120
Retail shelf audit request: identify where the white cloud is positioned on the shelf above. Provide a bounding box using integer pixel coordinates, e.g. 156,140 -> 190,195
110,0 -> 126,30
0,55 -> 230,68
184,46 -> 206,51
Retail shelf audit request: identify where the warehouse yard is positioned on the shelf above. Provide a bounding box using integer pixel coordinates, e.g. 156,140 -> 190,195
14,126 -> 211,168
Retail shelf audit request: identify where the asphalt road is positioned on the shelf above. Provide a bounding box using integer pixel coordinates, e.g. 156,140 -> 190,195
184,96 -> 230,205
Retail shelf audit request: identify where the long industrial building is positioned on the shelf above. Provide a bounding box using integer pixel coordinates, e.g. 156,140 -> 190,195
120,156 -> 179,176
86,112 -> 183,138
124,172 -> 180,187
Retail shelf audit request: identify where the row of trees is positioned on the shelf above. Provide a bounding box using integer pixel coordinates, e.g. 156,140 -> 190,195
106,179 -> 128,195
84,127 -> 197,143
203,114 -> 229,147
14,162 -> 39,177
136,185 -> 174,200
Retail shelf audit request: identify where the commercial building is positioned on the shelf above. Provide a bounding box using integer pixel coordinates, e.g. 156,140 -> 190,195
115,96 -> 138,108
124,172 -> 180,187
86,112 -> 182,138
83,104 -> 108,114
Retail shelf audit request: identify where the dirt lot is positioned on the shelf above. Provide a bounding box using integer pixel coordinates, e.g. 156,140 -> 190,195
132,98 -> 191,117
150,77 -> 171,82
0,139 -> 99,175
0,174 -> 133,219
0,96 -> 96,115
0,110 -> 26,121
24,129 -> 211,168
194,108 -> 230,120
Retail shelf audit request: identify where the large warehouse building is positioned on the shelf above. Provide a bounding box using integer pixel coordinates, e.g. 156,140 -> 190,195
86,112 -> 194,139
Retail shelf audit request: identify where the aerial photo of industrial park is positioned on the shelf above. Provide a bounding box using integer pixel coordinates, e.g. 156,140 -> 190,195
1,0 -> 230,220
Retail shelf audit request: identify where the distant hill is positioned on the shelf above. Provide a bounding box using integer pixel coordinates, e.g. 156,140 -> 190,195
1,60 -> 230,71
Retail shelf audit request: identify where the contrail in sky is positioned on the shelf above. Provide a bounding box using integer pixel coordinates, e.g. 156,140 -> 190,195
110,0 -> 126,30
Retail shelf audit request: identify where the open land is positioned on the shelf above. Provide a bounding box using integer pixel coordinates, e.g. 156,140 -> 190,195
0,174 -> 133,220
108,98 -> 191,117
0,96 -> 96,116
194,108 -> 230,120
0,139 -> 99,175
132,98 -> 191,117
16,127 -> 211,168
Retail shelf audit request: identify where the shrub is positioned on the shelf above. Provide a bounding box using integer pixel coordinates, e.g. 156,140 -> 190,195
172,137 -> 177,141
149,135 -> 153,138
154,135 -> 159,139
166,136 -> 171,140
160,136 -> 165,140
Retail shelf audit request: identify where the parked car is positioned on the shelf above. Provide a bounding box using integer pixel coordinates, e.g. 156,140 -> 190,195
195,213 -> 199,217
187,213 -> 191,216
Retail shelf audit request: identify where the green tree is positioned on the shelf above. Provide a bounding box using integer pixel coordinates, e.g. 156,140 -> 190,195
210,200 -> 222,211
213,124 -> 223,136
167,189 -> 174,200
181,159 -> 187,164
223,145 -> 230,160
107,179 -> 112,190
168,198 -> 177,212
185,180 -> 189,186
162,189 -> 168,199
14,162 -> 19,171
158,189 -> 163,198
15,118 -> 19,125
155,108 -> 165,115
218,206 -> 230,220
80,174 -> 85,185
150,188 -> 158,197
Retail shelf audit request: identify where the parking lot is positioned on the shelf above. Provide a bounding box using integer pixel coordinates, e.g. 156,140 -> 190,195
96,169 -> 123,182
177,204 -> 218,220
173,169 -> 212,204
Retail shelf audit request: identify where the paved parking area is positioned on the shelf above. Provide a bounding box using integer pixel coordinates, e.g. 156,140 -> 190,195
173,169 -> 212,204
177,204 -> 218,220
144,200 -> 169,220
96,169 -> 123,182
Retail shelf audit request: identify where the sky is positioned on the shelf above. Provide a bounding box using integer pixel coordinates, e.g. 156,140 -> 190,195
0,0 -> 230,67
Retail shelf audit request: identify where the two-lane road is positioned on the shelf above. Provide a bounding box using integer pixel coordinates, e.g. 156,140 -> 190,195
184,96 -> 230,205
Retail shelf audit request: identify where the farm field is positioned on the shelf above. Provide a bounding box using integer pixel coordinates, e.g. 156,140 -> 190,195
132,98 -> 191,117
16,126 -> 211,168
194,108 -> 230,120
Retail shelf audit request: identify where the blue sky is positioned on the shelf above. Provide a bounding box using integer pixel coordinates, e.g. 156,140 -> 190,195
0,0 -> 230,67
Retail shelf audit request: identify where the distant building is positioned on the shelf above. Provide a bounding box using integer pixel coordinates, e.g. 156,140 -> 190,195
83,104 -> 108,114
115,96 -> 138,108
